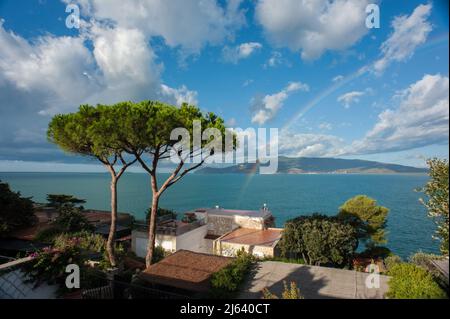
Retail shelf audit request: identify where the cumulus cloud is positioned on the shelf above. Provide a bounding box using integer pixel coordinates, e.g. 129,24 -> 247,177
1,0 -> 247,162
222,42 -> 262,63
256,0 -> 370,60
350,74 -> 449,154
278,132 -> 345,157
160,84 -> 198,106
373,4 -> 432,73
69,0 -> 246,54
337,91 -> 365,108
251,82 -> 309,125
0,18 -> 198,161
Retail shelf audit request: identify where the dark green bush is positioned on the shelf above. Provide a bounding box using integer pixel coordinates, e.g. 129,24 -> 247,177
387,263 -> 447,299
359,246 -> 393,259
0,180 -> 35,236
210,250 -> 255,298
152,245 -> 167,264
34,226 -> 63,243
279,214 -> 358,267
53,206 -> 94,233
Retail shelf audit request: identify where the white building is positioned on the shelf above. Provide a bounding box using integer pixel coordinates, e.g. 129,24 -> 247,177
131,206 -> 280,258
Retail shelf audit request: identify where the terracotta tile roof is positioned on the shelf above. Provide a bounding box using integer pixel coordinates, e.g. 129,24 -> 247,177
139,250 -> 233,293
219,228 -> 282,247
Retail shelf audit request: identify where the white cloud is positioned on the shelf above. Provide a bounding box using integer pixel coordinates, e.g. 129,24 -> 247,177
318,122 -> 333,130
0,19 -> 198,160
160,84 -> 198,106
278,132 -> 345,157
373,4 -> 432,73
337,91 -> 365,108
332,75 -> 344,82
263,51 -> 291,68
251,82 -> 309,124
222,42 -> 262,63
70,0 -> 246,54
256,0 -> 370,60
350,74 -> 449,154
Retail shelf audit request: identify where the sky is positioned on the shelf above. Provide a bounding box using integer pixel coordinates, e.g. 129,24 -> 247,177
0,0 -> 448,172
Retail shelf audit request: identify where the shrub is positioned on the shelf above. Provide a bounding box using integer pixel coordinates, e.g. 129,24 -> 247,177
409,251 -> 444,268
53,231 -> 106,253
152,245 -> 167,264
24,240 -> 84,295
34,226 -> 63,243
53,206 -> 94,233
279,214 -> 358,267
262,281 -> 303,299
53,231 -> 124,270
387,263 -> 447,299
0,180 -> 35,236
210,249 -> 255,298
384,255 -> 403,272
359,246 -> 393,259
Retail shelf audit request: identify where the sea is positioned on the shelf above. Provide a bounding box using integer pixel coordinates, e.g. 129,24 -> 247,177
0,172 -> 439,259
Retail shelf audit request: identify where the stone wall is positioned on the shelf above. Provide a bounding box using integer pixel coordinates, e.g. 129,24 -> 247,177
207,215 -> 266,236
207,215 -> 236,236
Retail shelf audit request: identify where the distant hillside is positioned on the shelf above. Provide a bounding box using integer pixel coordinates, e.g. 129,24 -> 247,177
196,156 -> 428,174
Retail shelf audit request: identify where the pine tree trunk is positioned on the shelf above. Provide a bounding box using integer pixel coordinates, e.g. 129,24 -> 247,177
106,177 -> 118,267
145,193 -> 159,267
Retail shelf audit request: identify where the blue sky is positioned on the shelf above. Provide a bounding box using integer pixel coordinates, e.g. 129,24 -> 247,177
0,0 -> 448,172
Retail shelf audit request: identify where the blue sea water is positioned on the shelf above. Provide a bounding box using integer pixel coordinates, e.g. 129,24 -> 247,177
0,172 -> 439,258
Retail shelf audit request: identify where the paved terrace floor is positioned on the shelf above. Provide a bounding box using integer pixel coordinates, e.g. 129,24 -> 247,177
239,261 -> 390,299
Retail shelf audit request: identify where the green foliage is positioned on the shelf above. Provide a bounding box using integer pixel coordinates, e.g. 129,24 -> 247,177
24,240 -> 84,295
338,195 -> 389,248
384,255 -> 403,272
387,263 -> 447,299
0,180 -> 35,236
409,251 -> 444,268
152,245 -> 167,264
359,246 -> 393,259
53,205 -> 94,233
262,281 -> 304,299
46,194 -> 86,210
48,100 -> 235,265
279,214 -> 358,266
34,226 -> 63,243
417,158 -> 449,256
53,231 -> 125,270
210,249 -> 255,298
25,232 -> 120,295
53,231 -> 106,253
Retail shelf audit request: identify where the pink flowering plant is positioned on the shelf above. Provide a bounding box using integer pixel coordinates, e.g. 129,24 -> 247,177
24,239 -> 84,293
